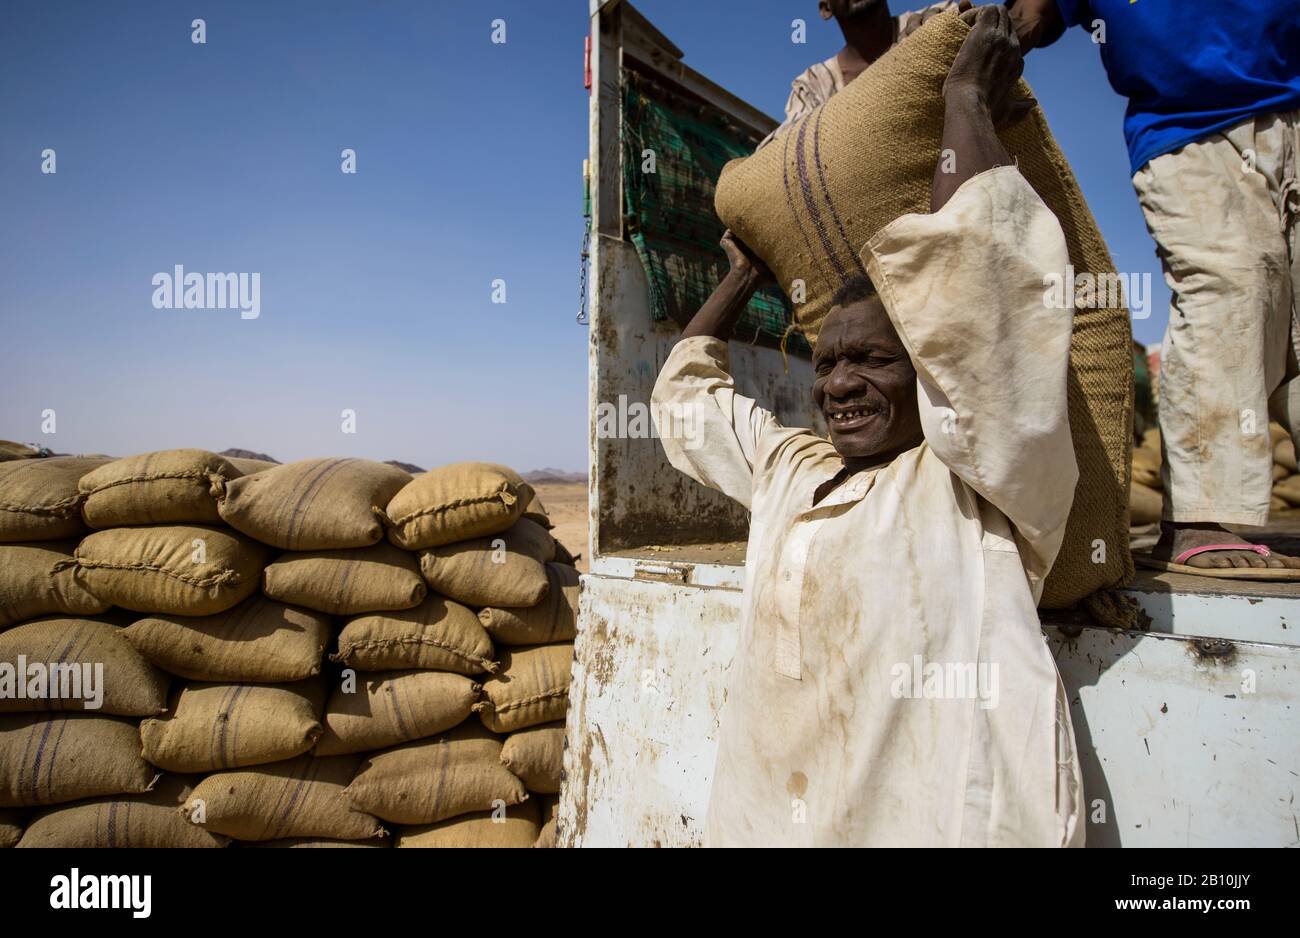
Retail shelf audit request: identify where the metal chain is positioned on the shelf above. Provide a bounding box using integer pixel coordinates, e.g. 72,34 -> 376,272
577,218 -> 591,324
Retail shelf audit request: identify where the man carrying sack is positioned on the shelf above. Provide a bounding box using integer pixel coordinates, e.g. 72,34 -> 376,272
652,6 -> 1083,847
1012,0 -> 1300,579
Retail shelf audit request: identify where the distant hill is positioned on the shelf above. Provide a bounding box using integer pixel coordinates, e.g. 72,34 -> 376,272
386,460 -> 425,474
522,468 -> 587,485
220,448 -> 280,463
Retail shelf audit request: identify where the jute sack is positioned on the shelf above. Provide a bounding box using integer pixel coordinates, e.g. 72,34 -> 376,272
476,643 -> 573,734
184,754 -> 385,842
122,596 -> 331,683
17,774 -> 227,848
386,462 -> 532,551
0,441 -> 41,462
140,679 -> 325,772
246,837 -> 390,848
219,458 -> 411,551
1276,438 -> 1298,473
0,457 -> 111,543
0,808 -> 22,847
533,794 -> 558,848
67,525 -> 270,616
396,798 -> 540,848
554,539 -> 579,567
1129,482 -> 1162,527
479,563 -> 579,646
1274,474 -> 1300,507
0,714 -> 155,807
315,671 -> 481,756
345,722 -> 527,825
0,618 -> 169,717
0,542 -> 109,629
79,449 -> 240,528
1131,447 -> 1162,491
334,595 -> 496,675
419,518 -> 555,608
262,542 -> 426,616
500,720 -> 564,794
714,9 -> 1134,609
522,492 -> 553,530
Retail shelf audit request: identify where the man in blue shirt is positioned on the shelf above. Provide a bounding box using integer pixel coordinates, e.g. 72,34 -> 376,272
1011,0 -> 1300,578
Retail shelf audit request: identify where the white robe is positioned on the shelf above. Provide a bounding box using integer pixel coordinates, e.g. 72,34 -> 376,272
651,166 -> 1085,847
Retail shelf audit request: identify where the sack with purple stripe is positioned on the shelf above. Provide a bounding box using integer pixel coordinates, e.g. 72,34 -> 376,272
714,9 -> 1133,610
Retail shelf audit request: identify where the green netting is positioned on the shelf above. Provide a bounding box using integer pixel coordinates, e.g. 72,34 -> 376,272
620,67 -> 809,357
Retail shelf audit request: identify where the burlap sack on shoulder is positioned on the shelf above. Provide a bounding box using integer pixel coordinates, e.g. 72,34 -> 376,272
122,596 -> 331,683
140,679 -> 325,772
501,721 -> 564,794
479,563 -> 579,646
315,670 -> 481,756
79,449 -> 240,528
0,457 -> 111,543
262,542 -> 426,616
0,617 -> 169,717
67,525 -> 270,616
334,595 -> 496,675
184,754 -> 385,842
386,462 -> 532,551
714,10 -> 1133,608
419,518 -> 555,608
0,808 -> 22,847
17,774 -> 227,848
476,643 -> 573,734
396,798 -> 540,848
0,541 -> 110,630
345,722 -> 527,825
219,458 -> 411,551
0,714 -> 155,807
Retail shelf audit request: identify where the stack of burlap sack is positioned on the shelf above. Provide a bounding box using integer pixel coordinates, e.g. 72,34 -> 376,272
1129,423 -> 1300,527
0,448 -> 577,848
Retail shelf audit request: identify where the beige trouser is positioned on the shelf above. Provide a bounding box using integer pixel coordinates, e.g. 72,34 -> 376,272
1133,110 -> 1300,525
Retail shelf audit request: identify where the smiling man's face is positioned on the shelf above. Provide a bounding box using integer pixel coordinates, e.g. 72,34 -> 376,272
811,296 -> 923,462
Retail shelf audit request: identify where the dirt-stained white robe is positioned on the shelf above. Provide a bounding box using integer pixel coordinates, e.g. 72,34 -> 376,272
652,166 -> 1085,847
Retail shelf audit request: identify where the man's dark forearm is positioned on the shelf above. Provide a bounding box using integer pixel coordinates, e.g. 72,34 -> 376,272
680,267 -> 764,341
930,88 -> 1013,214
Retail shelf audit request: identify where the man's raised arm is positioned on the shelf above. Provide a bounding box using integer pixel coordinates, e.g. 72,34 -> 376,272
861,5 -> 1078,592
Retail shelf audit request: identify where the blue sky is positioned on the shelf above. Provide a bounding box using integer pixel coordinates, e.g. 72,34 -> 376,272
0,1 -> 1164,471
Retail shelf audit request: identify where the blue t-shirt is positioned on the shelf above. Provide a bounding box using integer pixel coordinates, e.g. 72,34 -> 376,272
1057,0 -> 1300,174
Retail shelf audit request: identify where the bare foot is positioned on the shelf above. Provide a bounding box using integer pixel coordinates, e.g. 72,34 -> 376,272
1150,522 -> 1300,570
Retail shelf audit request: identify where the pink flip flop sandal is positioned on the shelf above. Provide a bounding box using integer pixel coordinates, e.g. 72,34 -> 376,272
1134,543 -> 1300,580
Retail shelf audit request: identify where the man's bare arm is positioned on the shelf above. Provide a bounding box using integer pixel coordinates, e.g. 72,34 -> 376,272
1008,0 -> 1066,52
931,5 -> 1033,213
679,232 -> 772,341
